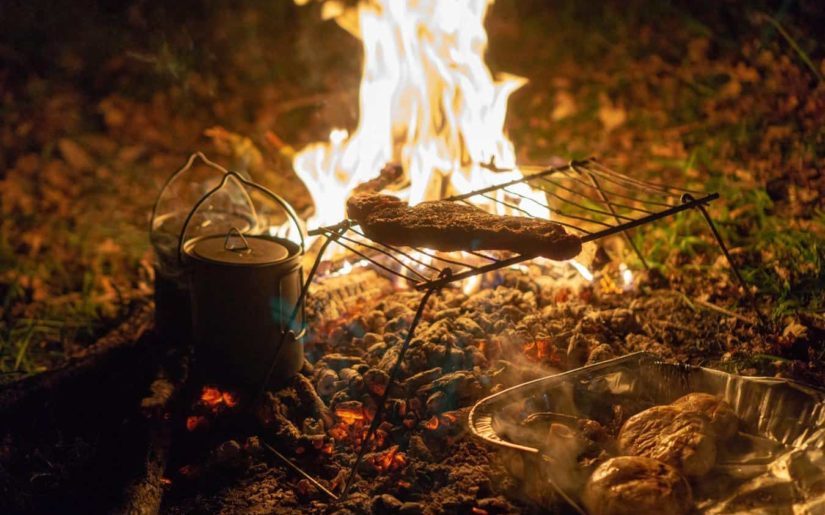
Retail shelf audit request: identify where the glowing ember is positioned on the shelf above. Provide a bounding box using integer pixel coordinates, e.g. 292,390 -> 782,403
201,387 -> 222,405
334,402 -> 368,425
186,415 -> 208,432
198,386 -> 238,412
370,444 -> 406,473
424,416 -> 439,431
523,337 -> 563,366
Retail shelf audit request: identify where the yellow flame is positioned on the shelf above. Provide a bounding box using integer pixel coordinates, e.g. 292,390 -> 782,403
290,0 -> 591,282
292,0 -> 531,230
620,262 -> 633,289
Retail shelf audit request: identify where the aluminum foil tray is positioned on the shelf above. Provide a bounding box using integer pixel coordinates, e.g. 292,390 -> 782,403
469,352 -> 825,514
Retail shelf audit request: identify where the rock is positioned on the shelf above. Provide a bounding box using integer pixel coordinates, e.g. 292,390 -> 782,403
363,332 -> 383,345
244,436 -> 262,455
566,334 -> 590,368
454,316 -> 484,337
420,370 -> 484,404
477,496 -> 512,513
316,368 -> 338,397
399,502 -> 424,514
426,390 -> 450,415
403,367 -> 442,394
587,343 -> 616,365
214,440 -> 242,464
319,353 -> 365,371
407,435 -> 434,462
372,494 -> 403,514
625,333 -> 674,359
363,368 -> 390,396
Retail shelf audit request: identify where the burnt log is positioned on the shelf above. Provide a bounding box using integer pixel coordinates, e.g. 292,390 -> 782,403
0,300 -> 180,514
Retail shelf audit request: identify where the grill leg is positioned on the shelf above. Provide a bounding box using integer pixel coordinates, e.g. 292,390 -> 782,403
682,194 -> 763,323
586,171 -> 650,270
340,283 -> 440,500
257,227 -> 347,402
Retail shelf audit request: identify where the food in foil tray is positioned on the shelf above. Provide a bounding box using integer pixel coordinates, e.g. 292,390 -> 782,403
536,393 -> 741,513
618,405 -> 718,477
582,456 -> 693,515
671,392 -> 738,441
470,353 -> 825,514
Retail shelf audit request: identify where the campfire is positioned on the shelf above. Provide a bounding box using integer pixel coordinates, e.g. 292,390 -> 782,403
3,0 -> 825,514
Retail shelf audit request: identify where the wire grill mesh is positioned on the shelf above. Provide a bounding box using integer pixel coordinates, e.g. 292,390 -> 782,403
308,157 -> 718,289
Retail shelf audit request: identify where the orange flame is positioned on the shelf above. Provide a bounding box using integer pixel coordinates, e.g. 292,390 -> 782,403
286,0 -> 594,284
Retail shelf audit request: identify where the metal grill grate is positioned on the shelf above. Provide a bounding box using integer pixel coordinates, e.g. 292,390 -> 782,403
307,157 -> 723,290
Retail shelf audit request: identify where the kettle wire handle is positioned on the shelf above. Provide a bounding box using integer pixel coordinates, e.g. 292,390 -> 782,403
150,152 -> 256,236
176,170 -> 307,265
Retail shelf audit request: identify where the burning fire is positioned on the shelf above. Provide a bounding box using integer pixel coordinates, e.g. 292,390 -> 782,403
288,0 -> 591,281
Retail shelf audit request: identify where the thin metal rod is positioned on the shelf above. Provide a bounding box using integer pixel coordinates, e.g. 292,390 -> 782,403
588,160 -> 708,196
581,193 -> 719,242
340,284 -> 441,500
581,161 -> 702,198
262,442 -> 339,500
479,192 -> 598,234
507,184 -> 636,222
256,229 -> 343,403
416,253 -> 534,290
555,167 -> 674,208
416,193 -> 721,290
480,193 -> 535,217
574,163 -> 682,199
549,171 -> 671,210
444,163 -> 571,202
350,228 -> 441,273
333,240 -> 418,283
308,219 -> 355,237
416,248 -> 481,269
335,232 -> 430,281
587,172 -> 650,270
535,174 -> 662,214
683,194 -> 763,322
465,250 -> 501,262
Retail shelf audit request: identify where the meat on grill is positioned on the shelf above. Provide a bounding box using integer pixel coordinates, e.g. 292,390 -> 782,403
346,193 -> 582,261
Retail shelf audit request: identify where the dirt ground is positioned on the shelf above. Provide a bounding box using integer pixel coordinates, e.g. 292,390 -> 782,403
0,1 -> 823,382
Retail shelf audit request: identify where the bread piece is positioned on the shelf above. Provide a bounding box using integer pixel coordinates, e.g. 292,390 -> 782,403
346,193 -> 582,261
671,392 -> 738,441
618,405 -> 717,477
582,456 -> 693,515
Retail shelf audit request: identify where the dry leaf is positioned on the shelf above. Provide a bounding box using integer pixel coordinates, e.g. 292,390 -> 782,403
552,91 -> 577,120
598,95 -> 626,132
57,138 -> 94,171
